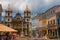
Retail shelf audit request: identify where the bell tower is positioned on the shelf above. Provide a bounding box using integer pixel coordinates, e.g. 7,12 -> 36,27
24,5 -> 31,36
0,4 -> 2,23
5,4 -> 12,27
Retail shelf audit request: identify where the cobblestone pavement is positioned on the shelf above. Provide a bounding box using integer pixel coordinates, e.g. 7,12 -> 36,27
16,38 -> 60,40
28,38 -> 60,40
15,36 -> 60,40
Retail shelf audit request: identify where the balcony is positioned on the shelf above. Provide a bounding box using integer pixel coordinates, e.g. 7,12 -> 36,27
47,23 -> 58,26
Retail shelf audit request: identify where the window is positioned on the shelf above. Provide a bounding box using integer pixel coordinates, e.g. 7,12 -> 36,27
8,13 -> 10,16
27,19 -> 29,21
48,30 -> 52,36
53,32 -> 55,36
50,20 -> 52,24
27,13 -> 28,16
51,11 -> 52,14
17,18 -> 19,20
48,21 -> 49,25
58,19 -> 59,25
53,10 -> 55,13
7,24 -> 10,27
51,20 -> 52,24
27,23 -> 29,29
48,20 -> 53,25
53,20 -> 55,24
8,19 -> 10,21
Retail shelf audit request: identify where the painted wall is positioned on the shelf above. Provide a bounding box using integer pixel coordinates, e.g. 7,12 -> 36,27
56,13 -> 60,25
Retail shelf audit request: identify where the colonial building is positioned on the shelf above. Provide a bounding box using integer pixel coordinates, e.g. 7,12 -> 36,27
36,5 -> 60,39
0,4 -> 2,23
0,4 -> 32,36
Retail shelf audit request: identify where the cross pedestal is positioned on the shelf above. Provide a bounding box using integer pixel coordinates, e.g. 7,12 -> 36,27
20,32 -> 28,40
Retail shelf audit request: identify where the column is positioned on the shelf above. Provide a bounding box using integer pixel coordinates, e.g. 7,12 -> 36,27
47,29 -> 48,38
57,29 -> 59,38
25,30 -> 27,36
54,29 -> 57,38
52,30 -> 53,37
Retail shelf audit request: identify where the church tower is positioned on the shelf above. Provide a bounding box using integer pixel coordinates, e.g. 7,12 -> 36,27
24,5 -> 31,36
5,4 -> 12,27
0,4 -> 2,23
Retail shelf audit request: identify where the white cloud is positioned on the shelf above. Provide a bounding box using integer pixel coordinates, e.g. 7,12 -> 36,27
11,0 -> 28,11
0,0 -> 60,16
2,12 -> 5,16
0,1 -> 9,9
0,0 -> 29,13
44,0 -> 55,5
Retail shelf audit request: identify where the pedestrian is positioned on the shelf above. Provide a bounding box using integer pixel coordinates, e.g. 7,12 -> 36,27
0,35 -> 2,40
8,34 -> 12,40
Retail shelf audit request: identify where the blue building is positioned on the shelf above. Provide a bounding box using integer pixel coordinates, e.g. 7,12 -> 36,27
0,4 -> 2,23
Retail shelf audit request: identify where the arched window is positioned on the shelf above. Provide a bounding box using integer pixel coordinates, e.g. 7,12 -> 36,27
8,18 -> 10,21
53,20 -> 55,24
7,24 -> 10,27
48,21 -> 50,25
8,13 -> 10,16
57,19 -> 59,25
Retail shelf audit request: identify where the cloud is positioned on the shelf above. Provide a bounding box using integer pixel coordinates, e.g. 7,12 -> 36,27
44,0 -> 53,4
2,12 -> 5,16
0,0 -> 60,17
0,0 -> 9,9
0,0 -> 60,29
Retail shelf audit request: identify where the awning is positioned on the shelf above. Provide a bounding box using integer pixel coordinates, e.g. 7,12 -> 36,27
0,24 -> 17,32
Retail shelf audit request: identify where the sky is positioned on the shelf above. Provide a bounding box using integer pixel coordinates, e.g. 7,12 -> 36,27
0,0 -> 60,17
0,0 -> 60,29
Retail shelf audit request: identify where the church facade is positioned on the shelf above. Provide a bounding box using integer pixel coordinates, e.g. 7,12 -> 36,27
0,4 -> 32,36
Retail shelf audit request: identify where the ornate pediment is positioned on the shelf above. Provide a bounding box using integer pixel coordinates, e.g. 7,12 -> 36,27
14,12 -> 22,21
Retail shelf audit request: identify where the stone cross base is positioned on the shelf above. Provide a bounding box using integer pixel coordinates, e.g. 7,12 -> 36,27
20,36 -> 28,40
